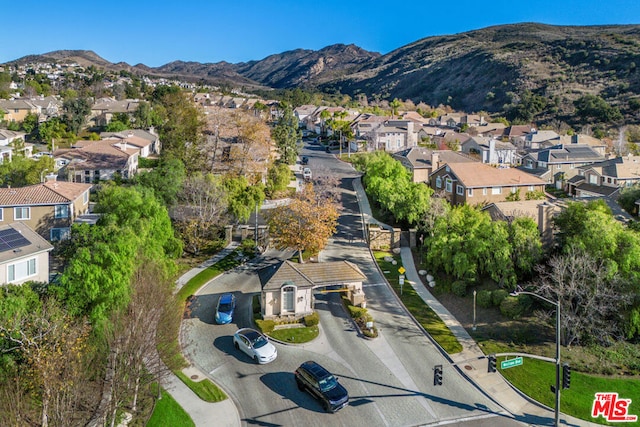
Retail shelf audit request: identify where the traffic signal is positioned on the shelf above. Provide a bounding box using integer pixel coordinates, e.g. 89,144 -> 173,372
434,364 -> 443,386
562,364 -> 571,389
488,355 -> 497,373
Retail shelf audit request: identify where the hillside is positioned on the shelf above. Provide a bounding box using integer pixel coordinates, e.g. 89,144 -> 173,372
6,23 -> 640,122
320,23 -> 640,120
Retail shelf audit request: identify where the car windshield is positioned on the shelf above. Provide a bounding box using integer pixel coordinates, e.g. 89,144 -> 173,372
252,335 -> 268,349
218,302 -> 233,312
318,375 -> 337,392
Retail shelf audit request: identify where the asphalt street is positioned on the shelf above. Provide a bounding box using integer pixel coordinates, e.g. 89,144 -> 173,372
178,141 -> 526,426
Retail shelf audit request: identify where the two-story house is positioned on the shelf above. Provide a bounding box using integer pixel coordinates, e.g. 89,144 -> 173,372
518,144 -> 605,186
0,222 -> 54,285
392,148 -> 476,183
461,137 -> 518,166
0,99 -> 38,123
0,180 -> 92,241
55,140 -> 139,183
429,162 -> 547,206
100,129 -> 161,157
567,155 -> 640,198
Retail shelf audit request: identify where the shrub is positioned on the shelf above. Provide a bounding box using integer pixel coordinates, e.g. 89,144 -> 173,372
304,312 -> 319,327
255,319 -> 275,333
452,280 -> 467,297
492,289 -> 509,307
477,290 -> 493,308
500,296 -> 525,319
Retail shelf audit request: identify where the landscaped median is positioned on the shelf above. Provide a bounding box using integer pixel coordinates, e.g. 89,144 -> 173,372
374,250 -> 462,354
254,295 -> 320,343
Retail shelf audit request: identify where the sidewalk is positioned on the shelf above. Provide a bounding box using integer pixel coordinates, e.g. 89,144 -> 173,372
353,176 -> 599,427
167,242 -> 243,427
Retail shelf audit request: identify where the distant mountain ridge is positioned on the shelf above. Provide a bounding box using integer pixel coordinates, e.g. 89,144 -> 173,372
6,23 -> 640,121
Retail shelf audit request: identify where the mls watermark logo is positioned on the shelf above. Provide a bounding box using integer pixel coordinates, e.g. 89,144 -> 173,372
592,393 -> 638,422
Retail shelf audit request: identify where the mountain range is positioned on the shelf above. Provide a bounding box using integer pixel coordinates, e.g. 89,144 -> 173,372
6,23 -> 640,122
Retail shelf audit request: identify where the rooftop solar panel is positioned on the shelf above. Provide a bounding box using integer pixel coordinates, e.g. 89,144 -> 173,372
0,228 -> 31,253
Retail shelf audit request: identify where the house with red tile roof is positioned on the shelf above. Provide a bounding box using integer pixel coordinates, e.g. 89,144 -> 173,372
0,180 -> 92,241
429,162 -> 546,206
54,139 -> 139,183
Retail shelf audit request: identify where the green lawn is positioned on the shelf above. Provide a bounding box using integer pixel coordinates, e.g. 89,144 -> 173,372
147,388 -> 195,427
268,326 -> 319,343
174,371 -> 227,403
176,253 -> 244,302
374,251 -> 462,354
480,341 -> 640,425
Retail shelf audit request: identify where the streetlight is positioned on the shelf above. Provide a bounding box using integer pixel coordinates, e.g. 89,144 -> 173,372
472,289 -> 477,331
511,286 -> 561,427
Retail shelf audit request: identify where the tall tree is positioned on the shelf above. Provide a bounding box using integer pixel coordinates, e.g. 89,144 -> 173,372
266,185 -> 338,263
62,97 -> 91,135
528,247 -> 632,347
272,104 -> 300,165
174,173 -> 228,254
157,91 -> 206,169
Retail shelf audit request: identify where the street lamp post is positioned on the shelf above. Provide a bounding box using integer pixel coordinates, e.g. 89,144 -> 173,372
472,289 -> 477,331
511,287 -> 561,427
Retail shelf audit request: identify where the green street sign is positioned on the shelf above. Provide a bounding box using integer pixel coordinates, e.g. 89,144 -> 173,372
501,357 -> 523,369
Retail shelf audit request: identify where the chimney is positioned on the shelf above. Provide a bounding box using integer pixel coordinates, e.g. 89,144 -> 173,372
45,173 -> 57,182
431,152 -> 440,169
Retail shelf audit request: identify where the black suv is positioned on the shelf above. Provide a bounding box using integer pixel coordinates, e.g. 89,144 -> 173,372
295,361 -> 349,413
301,156 -> 309,165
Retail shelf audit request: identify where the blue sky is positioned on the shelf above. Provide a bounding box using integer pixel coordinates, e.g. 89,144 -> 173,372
2,0 -> 639,67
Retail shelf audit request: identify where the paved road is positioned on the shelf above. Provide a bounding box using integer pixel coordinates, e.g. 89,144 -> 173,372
179,143 -> 526,426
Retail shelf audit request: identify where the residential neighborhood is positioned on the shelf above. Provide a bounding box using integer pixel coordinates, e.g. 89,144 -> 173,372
1,28 -> 640,427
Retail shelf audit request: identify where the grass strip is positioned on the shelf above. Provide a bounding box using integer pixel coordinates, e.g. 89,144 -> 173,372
175,371 -> 228,403
146,387 -> 195,427
374,251 -> 462,354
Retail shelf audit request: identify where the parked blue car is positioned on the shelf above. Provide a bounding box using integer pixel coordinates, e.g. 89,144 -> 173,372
215,293 -> 236,324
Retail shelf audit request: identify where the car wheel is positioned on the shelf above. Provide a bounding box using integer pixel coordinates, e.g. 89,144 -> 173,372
253,355 -> 259,363
322,400 -> 331,413
234,341 -> 239,350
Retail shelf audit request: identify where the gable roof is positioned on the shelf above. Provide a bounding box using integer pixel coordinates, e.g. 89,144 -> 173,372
437,162 -> 546,187
581,155 -> 640,179
393,147 -> 475,169
0,181 -> 92,207
530,144 -> 605,163
56,140 -> 136,170
259,260 -> 366,291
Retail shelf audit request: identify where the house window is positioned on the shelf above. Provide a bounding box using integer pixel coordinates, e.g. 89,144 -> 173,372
7,258 -> 37,283
55,205 -> 69,219
511,187 -> 518,193
0,208 -> 3,221
456,185 -> 464,195
528,186 -> 535,191
570,164 -> 575,169
483,188 -> 487,195
445,178 -> 452,193
282,285 -> 295,313
14,207 -> 30,220
83,191 -> 89,204
467,188 -> 473,197
435,176 -> 442,188
557,164 -> 562,169
491,187 -> 502,195
525,160 -> 533,169
50,228 -> 71,241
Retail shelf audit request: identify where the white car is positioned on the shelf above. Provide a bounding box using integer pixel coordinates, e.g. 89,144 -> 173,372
303,167 -> 312,180
233,328 -> 277,364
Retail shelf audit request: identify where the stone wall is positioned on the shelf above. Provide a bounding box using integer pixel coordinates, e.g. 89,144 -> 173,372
367,224 -> 401,250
